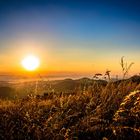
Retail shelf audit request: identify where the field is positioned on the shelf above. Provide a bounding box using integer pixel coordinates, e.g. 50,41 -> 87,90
0,76 -> 140,140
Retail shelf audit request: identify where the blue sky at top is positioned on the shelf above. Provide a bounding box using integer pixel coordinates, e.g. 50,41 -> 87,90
0,0 -> 140,74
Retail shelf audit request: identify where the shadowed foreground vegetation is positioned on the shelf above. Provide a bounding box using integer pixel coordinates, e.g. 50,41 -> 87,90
0,76 -> 140,140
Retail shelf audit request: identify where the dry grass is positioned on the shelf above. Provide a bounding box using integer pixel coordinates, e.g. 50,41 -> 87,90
0,78 -> 140,140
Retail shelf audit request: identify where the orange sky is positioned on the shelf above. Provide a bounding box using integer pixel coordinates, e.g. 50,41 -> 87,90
0,38 -> 139,77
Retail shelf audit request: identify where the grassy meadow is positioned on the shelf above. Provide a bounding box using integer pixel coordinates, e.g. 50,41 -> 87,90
0,75 -> 140,140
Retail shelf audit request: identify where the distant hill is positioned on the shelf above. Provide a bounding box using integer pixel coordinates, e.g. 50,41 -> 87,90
127,75 -> 140,83
51,79 -> 77,92
113,75 -> 140,85
0,86 -> 16,99
49,78 -> 107,93
0,76 -> 140,99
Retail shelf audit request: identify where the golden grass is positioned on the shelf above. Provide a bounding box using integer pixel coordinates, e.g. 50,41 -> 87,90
0,79 -> 140,139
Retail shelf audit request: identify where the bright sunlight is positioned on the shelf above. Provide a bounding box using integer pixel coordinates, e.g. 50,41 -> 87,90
21,55 -> 40,71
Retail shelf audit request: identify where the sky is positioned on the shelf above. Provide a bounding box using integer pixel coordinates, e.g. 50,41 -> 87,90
0,0 -> 140,77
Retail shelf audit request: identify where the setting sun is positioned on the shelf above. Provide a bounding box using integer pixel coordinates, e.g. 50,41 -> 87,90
21,55 -> 40,71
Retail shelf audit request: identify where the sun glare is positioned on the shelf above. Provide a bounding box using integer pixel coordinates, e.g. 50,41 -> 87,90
21,55 -> 40,71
